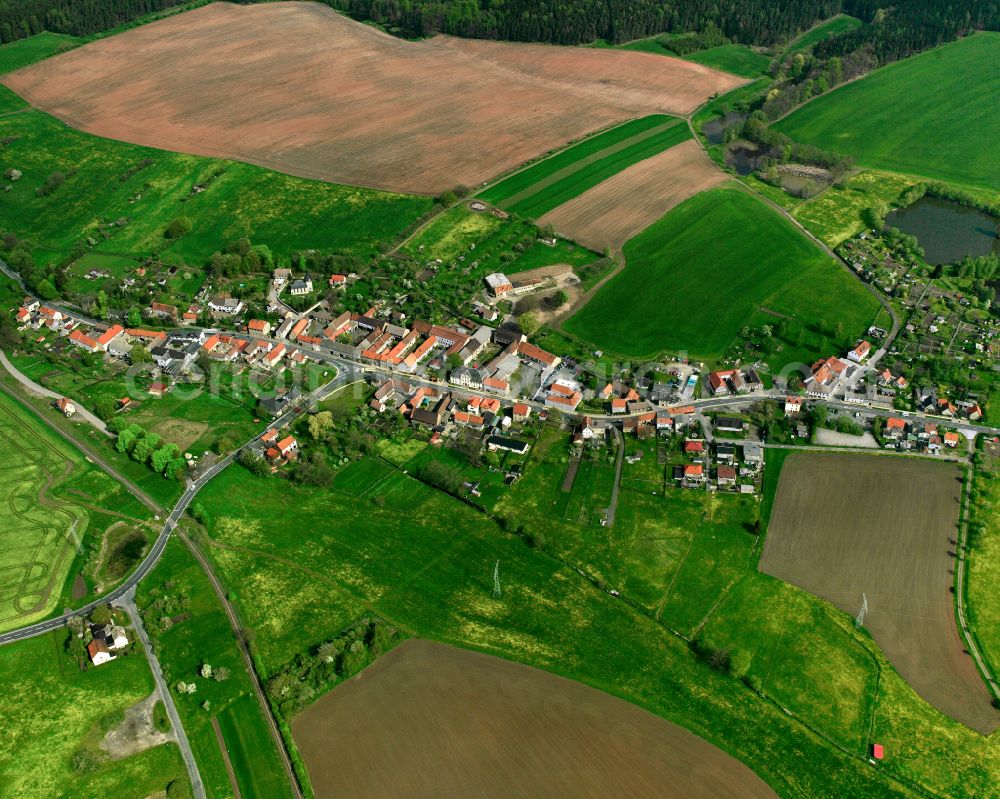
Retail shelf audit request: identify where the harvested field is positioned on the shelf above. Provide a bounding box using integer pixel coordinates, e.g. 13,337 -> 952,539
293,638 -> 778,799
760,453 -> 1000,734
538,140 -> 726,251
3,2 -> 744,195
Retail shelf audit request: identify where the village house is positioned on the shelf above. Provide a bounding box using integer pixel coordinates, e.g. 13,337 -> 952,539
487,435 -> 530,455
707,369 -> 746,396
716,465 -> 737,487
87,622 -> 129,666
328,274 -> 347,288
208,296 -> 244,315
715,416 -> 744,434
683,463 -> 705,485
684,440 -> 704,455
55,397 -> 75,417
884,417 -> 907,440
289,277 -> 314,296
784,396 -> 804,416
248,319 -> 271,336
544,382 -> 582,411
741,442 -> 764,469
944,432 -> 960,448
69,324 -> 124,354
484,272 -> 514,296
512,403 -> 531,422
848,340 -> 872,363
149,301 -> 178,321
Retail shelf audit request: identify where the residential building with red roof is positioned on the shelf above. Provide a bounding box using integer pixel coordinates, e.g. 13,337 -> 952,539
248,319 -> 271,336
848,340 -> 872,363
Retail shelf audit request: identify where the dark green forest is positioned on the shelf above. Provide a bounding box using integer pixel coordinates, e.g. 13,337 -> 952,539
0,0 -> 186,43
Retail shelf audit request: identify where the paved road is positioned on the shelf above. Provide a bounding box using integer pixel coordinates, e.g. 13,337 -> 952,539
0,350 -> 110,435
118,588 -> 206,799
0,368 -> 347,647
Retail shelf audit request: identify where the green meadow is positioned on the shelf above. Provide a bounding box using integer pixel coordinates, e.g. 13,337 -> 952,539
480,115 -> 691,218
136,538 -> 294,799
0,32 -> 82,74
0,631 -> 189,799
776,33 -> 1000,192
0,106 -> 431,266
563,184 -> 880,364
785,15 -> 863,55
190,433 -> 1000,799
684,44 -> 771,77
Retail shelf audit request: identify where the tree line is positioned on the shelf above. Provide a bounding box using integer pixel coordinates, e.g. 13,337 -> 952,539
0,0 -> 187,44
320,0 -> 843,46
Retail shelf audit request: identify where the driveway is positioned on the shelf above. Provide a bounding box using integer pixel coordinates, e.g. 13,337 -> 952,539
0,350 -> 110,436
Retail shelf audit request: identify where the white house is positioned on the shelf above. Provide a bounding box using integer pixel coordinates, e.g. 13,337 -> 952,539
848,340 -> 872,363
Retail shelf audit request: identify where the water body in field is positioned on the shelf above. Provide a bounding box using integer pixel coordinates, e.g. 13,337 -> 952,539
886,196 -> 1000,265
702,111 -> 745,144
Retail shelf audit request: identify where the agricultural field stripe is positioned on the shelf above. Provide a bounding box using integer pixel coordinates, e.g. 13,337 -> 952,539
481,115 -> 675,205
498,118 -> 685,209
510,123 -> 693,220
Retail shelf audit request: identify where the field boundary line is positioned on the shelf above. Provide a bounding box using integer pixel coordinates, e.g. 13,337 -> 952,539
180,531 -> 305,799
211,716 -> 244,799
954,465 -> 1000,703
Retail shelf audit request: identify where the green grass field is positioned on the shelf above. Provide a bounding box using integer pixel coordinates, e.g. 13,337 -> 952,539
684,44 -> 771,77
191,438 -> 1000,799
776,33 -> 1000,192
967,463 -> 1000,684
0,631 -> 190,799
0,106 -> 431,266
563,184 -> 880,364
0,389 -> 155,630
785,15 -> 863,55
136,538 -> 295,799
480,115 -> 690,218
0,32 -> 82,74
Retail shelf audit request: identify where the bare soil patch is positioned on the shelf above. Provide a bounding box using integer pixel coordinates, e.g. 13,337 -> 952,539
100,691 -> 174,760
150,419 -> 208,454
538,139 -> 726,251
292,638 -> 777,799
2,2 -> 743,195
761,452 -> 1000,733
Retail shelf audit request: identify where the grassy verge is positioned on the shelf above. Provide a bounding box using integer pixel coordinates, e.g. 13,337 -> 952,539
136,537 -> 295,799
0,630 -> 189,798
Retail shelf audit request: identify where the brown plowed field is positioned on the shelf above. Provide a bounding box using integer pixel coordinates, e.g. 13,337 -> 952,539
761,452 -> 1000,734
293,638 -> 778,799
537,139 -> 726,251
2,2 -> 744,195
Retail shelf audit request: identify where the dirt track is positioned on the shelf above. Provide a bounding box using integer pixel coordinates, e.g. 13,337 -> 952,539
2,2 -> 744,195
538,139 -> 726,251
760,452 -> 999,734
292,638 -> 778,799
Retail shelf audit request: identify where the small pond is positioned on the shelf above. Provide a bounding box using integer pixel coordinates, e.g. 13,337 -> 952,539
702,111 -> 745,145
886,196 -> 1000,265
725,142 -> 764,176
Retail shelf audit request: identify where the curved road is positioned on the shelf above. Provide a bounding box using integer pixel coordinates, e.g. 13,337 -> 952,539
0,368 -> 347,647
0,351 -> 110,434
